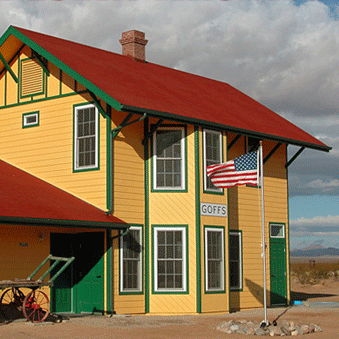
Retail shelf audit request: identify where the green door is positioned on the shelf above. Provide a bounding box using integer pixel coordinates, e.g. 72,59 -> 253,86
269,224 -> 287,306
73,232 -> 105,313
50,232 -> 105,313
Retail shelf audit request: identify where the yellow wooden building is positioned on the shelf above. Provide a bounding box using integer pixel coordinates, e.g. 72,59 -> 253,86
0,26 -> 330,316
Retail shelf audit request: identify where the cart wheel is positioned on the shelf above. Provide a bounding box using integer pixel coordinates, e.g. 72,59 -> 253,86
23,290 -> 50,323
0,288 -> 25,320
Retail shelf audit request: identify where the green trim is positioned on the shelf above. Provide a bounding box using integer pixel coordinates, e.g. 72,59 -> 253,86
121,104 -> 331,153
229,230 -> 243,292
144,117 -> 150,313
194,126 -> 202,312
22,111 -> 39,128
5,26 -> 122,112
0,51 -> 18,83
106,105 -> 112,210
152,224 -> 189,295
0,89 -> 88,110
59,69 -> 62,95
204,225 -> 226,294
4,71 -> 7,106
0,216 -> 128,230
19,57 -> 46,99
72,102 -> 100,173
119,225 -> 144,295
32,51 -> 50,76
202,129 -> 224,195
151,124 -> 188,193
106,229 -> 113,314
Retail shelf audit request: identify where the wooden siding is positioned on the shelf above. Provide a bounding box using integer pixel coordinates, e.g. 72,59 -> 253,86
228,136 -> 289,310
199,128 -> 229,313
0,46 -> 108,210
148,123 -> 197,314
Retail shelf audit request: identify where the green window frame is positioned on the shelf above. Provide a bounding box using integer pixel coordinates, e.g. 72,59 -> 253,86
229,231 -> 243,291
73,103 -> 99,172
204,226 -> 225,292
203,129 -> 223,193
152,127 -> 186,191
153,225 -> 188,293
22,111 -> 39,128
120,226 -> 143,294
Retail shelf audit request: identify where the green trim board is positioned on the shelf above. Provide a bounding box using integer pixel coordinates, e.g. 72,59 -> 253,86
0,51 -> 18,83
1,26 -> 122,112
151,224 -> 189,295
229,230 -> 243,292
194,126 -> 202,313
121,104 -> 331,153
106,229 -> 113,314
150,124 -> 188,193
203,225 -> 226,294
144,117 -> 150,313
118,225 -> 144,295
22,111 -> 39,128
0,216 -> 128,230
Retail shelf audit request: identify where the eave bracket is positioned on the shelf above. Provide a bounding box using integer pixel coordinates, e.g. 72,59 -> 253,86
0,51 -> 18,83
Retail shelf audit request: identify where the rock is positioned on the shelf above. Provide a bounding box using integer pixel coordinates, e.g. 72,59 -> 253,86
300,324 -> 310,334
291,330 -> 299,336
281,326 -> 292,335
230,324 -> 239,331
255,327 -> 269,336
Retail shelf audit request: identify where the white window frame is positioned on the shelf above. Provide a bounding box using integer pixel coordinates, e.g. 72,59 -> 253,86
270,223 -> 285,239
152,127 -> 186,190
229,231 -> 243,291
74,103 -> 99,171
153,226 -> 187,292
205,227 -> 225,292
203,129 -> 223,192
23,112 -> 39,128
120,226 -> 143,293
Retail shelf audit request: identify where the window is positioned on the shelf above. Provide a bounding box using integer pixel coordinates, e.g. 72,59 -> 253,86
22,112 -> 39,128
20,58 -> 45,98
203,129 -> 222,192
74,104 -> 99,171
153,226 -> 187,292
229,231 -> 242,290
153,127 -> 185,190
120,227 -> 142,293
205,227 -> 225,292
270,224 -> 285,238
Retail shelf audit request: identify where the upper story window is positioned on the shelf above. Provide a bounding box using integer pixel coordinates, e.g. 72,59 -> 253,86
203,129 -> 222,192
20,58 -> 45,98
153,127 -> 186,191
22,111 -> 39,128
74,103 -> 99,171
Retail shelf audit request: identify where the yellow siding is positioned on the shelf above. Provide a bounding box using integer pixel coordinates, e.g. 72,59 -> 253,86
228,136 -> 289,310
200,129 -> 229,313
148,124 -> 197,314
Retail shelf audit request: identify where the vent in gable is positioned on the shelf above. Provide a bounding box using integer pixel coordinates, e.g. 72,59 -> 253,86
20,58 -> 44,98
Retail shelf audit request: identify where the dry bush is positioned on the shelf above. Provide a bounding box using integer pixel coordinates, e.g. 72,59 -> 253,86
290,260 -> 339,285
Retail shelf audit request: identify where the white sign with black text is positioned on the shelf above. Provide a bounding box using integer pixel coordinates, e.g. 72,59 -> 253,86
200,203 -> 227,217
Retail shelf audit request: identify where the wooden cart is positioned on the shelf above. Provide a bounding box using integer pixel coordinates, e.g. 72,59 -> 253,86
0,255 -> 75,323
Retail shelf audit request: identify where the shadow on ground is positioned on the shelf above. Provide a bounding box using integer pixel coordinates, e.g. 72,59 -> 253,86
290,291 -> 336,301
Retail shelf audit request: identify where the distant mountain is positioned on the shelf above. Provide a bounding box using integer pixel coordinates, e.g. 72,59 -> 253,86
290,246 -> 339,257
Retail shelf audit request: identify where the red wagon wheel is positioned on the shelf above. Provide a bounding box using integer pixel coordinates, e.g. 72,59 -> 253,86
23,290 -> 50,323
0,288 -> 25,320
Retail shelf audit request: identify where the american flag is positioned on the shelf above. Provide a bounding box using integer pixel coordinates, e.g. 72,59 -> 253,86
206,151 -> 259,189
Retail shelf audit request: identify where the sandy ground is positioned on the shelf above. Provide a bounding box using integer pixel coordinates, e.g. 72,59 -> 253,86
1,278 -> 339,338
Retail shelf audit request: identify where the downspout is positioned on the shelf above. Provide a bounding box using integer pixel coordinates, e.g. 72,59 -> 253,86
106,112 -> 147,215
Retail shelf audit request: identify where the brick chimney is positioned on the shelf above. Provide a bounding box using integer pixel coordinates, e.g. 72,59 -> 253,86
119,30 -> 148,62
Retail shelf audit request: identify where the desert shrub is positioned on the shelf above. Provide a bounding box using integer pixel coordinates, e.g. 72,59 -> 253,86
290,260 -> 339,285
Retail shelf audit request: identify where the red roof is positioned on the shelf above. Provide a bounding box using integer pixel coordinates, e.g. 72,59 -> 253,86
0,160 -> 126,228
0,26 -> 330,151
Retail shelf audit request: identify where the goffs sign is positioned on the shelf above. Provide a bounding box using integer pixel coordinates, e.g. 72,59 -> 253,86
200,203 -> 227,217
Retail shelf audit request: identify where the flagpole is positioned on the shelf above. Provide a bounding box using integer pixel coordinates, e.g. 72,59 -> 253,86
260,140 -> 267,326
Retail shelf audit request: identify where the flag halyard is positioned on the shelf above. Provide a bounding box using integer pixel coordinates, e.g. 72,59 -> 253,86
207,151 -> 259,189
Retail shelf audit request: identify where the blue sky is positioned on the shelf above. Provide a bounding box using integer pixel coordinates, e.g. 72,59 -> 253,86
0,0 -> 338,249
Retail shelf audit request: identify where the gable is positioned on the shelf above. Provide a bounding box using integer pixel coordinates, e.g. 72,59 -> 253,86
0,25 -> 330,152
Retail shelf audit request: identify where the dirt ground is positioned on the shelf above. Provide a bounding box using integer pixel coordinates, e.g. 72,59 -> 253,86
1,278 -> 339,339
